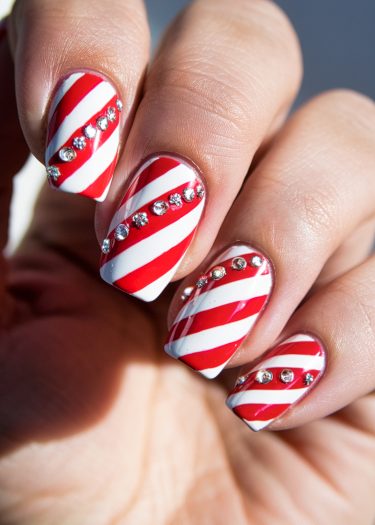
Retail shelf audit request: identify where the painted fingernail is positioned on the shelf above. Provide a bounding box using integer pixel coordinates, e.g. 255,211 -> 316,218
45,71 -> 122,201
100,155 -> 206,301
226,334 -> 326,431
165,244 -> 273,379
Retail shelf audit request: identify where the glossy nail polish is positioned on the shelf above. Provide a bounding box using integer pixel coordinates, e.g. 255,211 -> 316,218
100,155 -> 206,301
165,244 -> 273,378
45,71 -> 122,201
226,334 -> 326,431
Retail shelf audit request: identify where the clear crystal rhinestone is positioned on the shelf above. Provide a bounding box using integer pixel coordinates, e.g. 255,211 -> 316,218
236,375 -> 247,386
181,286 -> 194,301
152,200 -> 169,216
279,369 -> 294,384
196,185 -> 205,199
97,116 -> 109,131
59,147 -> 76,162
84,124 -> 97,139
169,193 -> 183,207
132,212 -> 148,228
107,106 -> 117,122
250,255 -> 263,267
304,373 -> 314,386
114,224 -> 129,241
101,238 -> 111,254
46,165 -> 60,181
255,369 -> 273,384
196,276 -> 208,288
182,187 -> 195,202
210,266 -> 226,280
72,136 -> 86,150
232,257 -> 247,271
116,99 -> 123,112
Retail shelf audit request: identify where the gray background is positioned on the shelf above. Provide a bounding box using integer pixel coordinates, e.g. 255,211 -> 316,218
145,0 -> 375,106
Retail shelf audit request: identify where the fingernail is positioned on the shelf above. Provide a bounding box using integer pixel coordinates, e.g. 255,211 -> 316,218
100,155 -> 206,301
165,244 -> 273,379
45,71 -> 122,201
226,334 -> 326,431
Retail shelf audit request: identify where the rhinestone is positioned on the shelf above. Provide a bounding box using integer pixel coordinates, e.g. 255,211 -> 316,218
182,187 -> 195,202
255,369 -> 273,384
236,375 -> 247,386
84,124 -> 97,139
250,255 -> 263,267
114,224 -> 129,241
232,257 -> 247,271
101,238 -> 111,254
304,373 -> 315,386
116,99 -> 123,112
210,266 -> 226,280
196,276 -> 208,288
196,185 -> 205,199
181,286 -> 194,302
107,106 -> 117,122
152,200 -> 169,216
59,147 -> 76,162
72,136 -> 86,150
46,165 -> 60,181
169,193 -> 183,207
132,212 -> 148,228
279,369 -> 295,384
97,116 -> 109,131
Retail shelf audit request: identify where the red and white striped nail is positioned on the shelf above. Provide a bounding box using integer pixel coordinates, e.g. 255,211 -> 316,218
226,334 -> 326,431
45,71 -> 122,201
165,244 -> 273,379
100,155 -> 206,301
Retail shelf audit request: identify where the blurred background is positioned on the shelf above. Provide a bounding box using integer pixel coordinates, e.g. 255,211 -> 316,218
1,0 -> 374,250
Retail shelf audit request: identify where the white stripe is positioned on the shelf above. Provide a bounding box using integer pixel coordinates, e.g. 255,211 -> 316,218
250,354 -> 324,373
198,362 -> 231,379
49,72 -> 85,120
173,273 -> 272,324
226,388 -> 308,408
165,313 -> 258,358
108,163 -> 199,233
132,259 -> 183,302
243,419 -> 274,432
281,334 -> 315,345
101,200 -> 204,283
59,126 -> 119,193
46,81 -> 117,161
211,244 -> 254,264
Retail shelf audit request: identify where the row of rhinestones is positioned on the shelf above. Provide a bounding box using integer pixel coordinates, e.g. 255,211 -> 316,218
236,369 -> 315,386
101,183 -> 205,254
194,254 -> 264,290
46,99 -> 123,182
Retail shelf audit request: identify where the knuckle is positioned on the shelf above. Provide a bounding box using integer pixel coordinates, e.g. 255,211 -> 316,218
305,89 -> 375,141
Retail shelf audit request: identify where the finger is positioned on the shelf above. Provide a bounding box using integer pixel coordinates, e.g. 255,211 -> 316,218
165,89 -> 375,378
0,22 -> 29,309
9,0 -> 149,201
226,254 -> 375,432
98,0 -> 302,300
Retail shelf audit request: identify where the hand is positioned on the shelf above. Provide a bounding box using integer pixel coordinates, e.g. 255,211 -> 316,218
1,1 -> 375,524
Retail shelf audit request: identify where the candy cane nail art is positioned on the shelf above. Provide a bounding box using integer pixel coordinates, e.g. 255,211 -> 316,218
45,71 -> 122,201
226,334 -> 326,431
100,155 -> 206,301
165,244 -> 273,379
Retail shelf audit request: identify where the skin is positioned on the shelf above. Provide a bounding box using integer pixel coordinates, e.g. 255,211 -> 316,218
0,0 -> 374,523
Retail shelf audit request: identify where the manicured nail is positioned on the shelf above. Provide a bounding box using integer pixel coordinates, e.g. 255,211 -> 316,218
165,244 -> 273,379
100,155 -> 206,301
45,71 -> 122,201
226,334 -> 326,431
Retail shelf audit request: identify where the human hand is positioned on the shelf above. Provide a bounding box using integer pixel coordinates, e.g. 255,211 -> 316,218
1,1 -> 375,523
